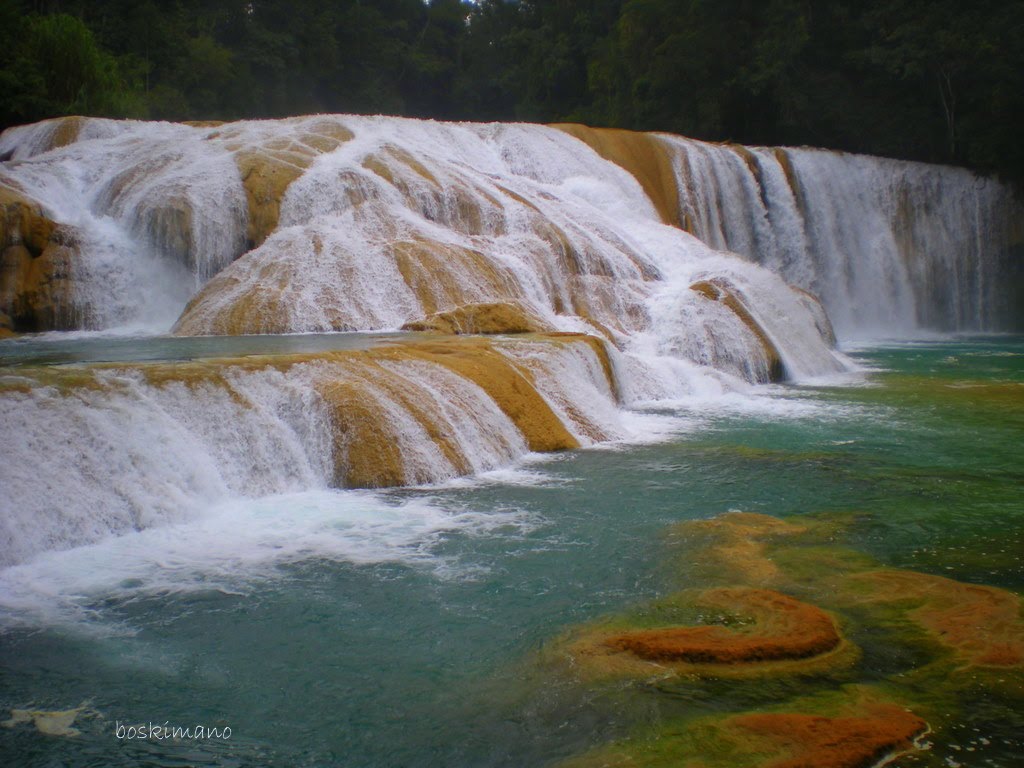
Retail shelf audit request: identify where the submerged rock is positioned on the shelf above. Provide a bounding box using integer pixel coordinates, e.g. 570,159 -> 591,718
845,569 -> 1024,668
552,509 -> 1022,766
605,588 -> 842,664
3,702 -> 94,738
562,687 -> 928,768
561,587 -> 857,683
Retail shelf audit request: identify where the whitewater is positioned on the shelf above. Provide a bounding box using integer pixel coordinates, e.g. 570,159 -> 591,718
0,114 -> 1019,614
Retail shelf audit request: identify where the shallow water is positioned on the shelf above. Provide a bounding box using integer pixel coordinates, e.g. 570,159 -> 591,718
0,330 -> 410,368
1,336 -> 1021,766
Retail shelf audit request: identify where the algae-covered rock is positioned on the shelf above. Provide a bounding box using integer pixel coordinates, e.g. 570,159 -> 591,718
561,585 -> 856,684
843,569 -> 1024,668
605,588 -> 842,665
553,509 -> 1022,766
725,705 -> 926,768
561,687 -> 928,768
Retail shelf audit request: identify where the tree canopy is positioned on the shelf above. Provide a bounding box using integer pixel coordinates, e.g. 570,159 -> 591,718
2,0 -> 1022,184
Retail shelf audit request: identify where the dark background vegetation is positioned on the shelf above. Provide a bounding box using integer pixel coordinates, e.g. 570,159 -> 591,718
2,0 -> 1023,183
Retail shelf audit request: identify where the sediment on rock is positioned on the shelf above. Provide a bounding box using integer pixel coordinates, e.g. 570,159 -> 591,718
0,184 -> 83,331
844,569 -> 1024,668
689,278 -> 785,381
553,124 -> 681,228
560,687 -> 928,768
724,701 -> 927,768
605,588 -> 842,664
401,301 -> 552,335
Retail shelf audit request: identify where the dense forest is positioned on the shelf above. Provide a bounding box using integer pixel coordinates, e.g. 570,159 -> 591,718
2,0 -> 1023,184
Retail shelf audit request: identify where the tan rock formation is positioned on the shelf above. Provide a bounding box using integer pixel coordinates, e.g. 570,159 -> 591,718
401,302 -> 551,335
207,119 -> 355,247
0,184 -> 80,331
553,124 -> 681,227
3,333 -> 609,487
690,278 -> 785,381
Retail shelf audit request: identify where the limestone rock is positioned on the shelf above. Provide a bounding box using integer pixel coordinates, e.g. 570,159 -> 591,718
0,185 -> 81,331
209,119 -> 355,247
690,277 -> 785,381
0,185 -> 56,256
553,123 -> 681,227
401,302 -> 551,335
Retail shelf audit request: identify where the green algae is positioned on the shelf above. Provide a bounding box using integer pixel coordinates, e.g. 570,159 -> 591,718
560,685 -> 928,768
550,506 -> 1023,766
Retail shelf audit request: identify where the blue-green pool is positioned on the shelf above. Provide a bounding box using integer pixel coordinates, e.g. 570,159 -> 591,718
1,337 -> 1021,766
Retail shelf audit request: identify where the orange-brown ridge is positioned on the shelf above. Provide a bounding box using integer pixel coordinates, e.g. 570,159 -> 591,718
606,588 -> 841,664
729,702 -> 927,768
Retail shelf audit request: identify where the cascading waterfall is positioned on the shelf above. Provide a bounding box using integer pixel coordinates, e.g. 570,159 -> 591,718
0,119 -> 248,330
658,135 -> 1022,337
0,336 -> 625,567
0,113 -> 1018,570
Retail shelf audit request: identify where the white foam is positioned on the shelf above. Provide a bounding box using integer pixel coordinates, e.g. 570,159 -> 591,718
658,135 -> 1020,337
0,489 -> 534,632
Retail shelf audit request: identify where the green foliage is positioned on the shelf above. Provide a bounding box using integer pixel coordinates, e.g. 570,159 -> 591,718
0,0 -> 1021,185
0,4 -> 142,124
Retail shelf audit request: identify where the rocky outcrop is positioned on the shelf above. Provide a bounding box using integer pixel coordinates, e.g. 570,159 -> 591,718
553,124 -> 682,228
317,337 -> 583,487
206,118 -> 355,247
0,184 -> 80,331
401,302 -> 551,335
0,185 -> 55,254
3,333 -> 610,492
170,225 -> 530,336
689,278 -> 785,381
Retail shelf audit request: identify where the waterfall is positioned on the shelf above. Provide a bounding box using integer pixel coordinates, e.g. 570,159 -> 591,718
0,336 -> 631,567
0,118 -> 248,331
3,116 -> 1017,339
656,135 -> 1022,337
1,113 -> 1018,567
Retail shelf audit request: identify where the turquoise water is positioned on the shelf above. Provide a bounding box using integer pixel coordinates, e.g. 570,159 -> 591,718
1,338 -> 1022,766
0,330 -> 411,368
